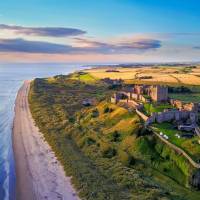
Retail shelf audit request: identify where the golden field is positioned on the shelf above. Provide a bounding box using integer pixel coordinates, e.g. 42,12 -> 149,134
85,65 -> 200,85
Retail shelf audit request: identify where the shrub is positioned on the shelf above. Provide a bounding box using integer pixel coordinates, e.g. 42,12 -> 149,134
84,137 -> 96,146
68,117 -> 75,123
136,127 -> 151,137
110,130 -> 121,142
104,107 -> 110,113
104,107 -> 114,113
100,142 -> 117,158
163,167 -> 168,172
91,108 -> 99,118
118,150 -> 135,167
103,147 -> 117,158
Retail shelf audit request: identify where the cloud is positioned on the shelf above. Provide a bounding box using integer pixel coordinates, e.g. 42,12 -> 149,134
0,24 -> 86,37
0,38 -> 161,54
73,37 -> 161,54
0,38 -> 74,53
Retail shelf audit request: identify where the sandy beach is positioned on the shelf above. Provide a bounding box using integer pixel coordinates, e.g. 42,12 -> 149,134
13,81 -> 79,200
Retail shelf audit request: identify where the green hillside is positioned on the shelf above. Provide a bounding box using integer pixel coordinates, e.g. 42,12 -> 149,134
28,73 -> 200,200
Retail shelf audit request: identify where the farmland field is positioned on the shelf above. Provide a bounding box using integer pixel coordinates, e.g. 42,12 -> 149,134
86,65 -> 200,85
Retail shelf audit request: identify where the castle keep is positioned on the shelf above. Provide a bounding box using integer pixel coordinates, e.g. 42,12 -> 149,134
148,85 -> 168,102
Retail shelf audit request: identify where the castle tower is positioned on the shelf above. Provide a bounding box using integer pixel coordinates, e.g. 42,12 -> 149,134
149,85 -> 168,102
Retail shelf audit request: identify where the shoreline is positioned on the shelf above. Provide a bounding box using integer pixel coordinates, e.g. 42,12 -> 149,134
12,80 -> 79,200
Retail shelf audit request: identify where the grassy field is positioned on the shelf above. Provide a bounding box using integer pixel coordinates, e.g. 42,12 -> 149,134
70,72 -> 98,83
86,65 -> 200,85
169,93 -> 200,103
28,72 -> 200,200
153,123 -> 200,162
143,103 -> 174,116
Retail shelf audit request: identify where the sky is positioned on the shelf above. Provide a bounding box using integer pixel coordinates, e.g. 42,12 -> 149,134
0,0 -> 200,63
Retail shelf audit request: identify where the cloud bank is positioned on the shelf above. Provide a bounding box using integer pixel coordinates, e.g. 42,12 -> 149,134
0,24 -> 86,37
0,38 -> 161,54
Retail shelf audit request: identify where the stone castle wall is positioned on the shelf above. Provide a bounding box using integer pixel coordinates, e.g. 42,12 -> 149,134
145,110 -> 198,126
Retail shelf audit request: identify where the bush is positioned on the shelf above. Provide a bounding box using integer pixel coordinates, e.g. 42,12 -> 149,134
104,107 -> 110,113
104,107 -> 114,113
100,142 -> 117,158
163,167 -> 168,172
91,109 -> 99,118
118,150 -> 135,167
103,147 -> 117,158
110,131 -> 121,142
84,137 -> 96,146
136,127 -> 151,137
68,117 -> 75,123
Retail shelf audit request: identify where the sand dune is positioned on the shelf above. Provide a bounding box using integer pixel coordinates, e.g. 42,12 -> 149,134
13,81 -> 79,200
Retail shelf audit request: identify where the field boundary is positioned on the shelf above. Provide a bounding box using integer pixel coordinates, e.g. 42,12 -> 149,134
151,127 -> 200,169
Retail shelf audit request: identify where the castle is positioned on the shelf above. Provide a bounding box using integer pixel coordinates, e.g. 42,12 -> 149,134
111,84 -> 169,104
111,84 -> 199,129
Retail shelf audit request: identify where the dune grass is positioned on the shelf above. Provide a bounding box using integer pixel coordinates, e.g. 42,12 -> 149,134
28,74 -> 200,200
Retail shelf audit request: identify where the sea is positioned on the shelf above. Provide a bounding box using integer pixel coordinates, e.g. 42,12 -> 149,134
0,63 -> 89,200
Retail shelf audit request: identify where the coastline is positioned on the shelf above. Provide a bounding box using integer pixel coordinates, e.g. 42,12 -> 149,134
12,80 -> 79,200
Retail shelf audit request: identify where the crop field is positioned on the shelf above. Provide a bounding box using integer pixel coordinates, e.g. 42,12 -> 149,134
86,65 -> 200,85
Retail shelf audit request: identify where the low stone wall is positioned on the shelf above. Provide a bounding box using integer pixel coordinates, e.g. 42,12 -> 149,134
152,129 -> 200,169
136,109 -> 149,121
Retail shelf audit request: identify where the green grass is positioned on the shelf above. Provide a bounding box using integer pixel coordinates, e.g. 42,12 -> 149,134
71,72 -> 98,83
152,123 -> 200,162
169,93 -> 200,103
144,103 -> 174,116
152,169 -> 200,200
